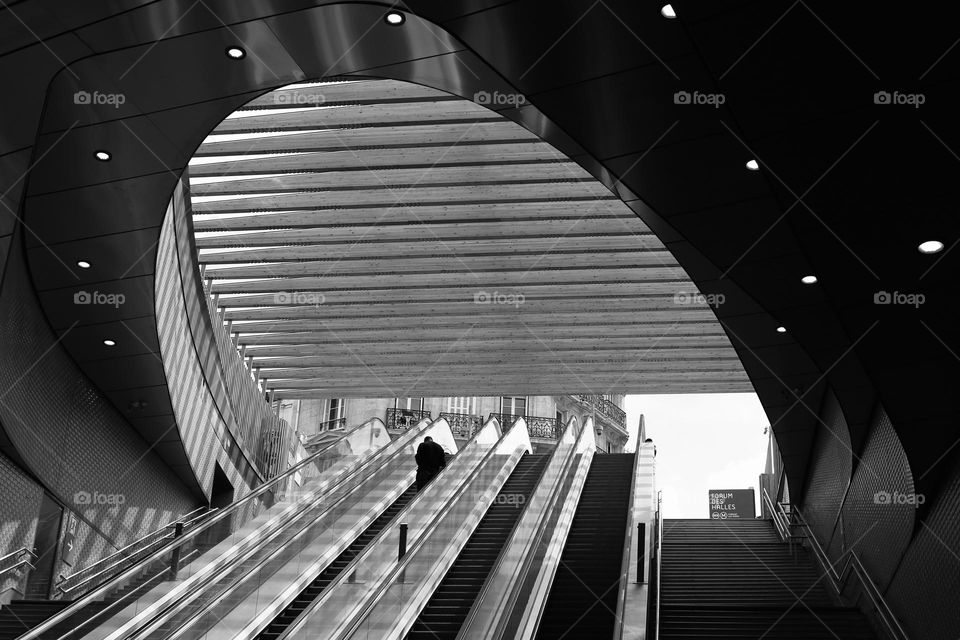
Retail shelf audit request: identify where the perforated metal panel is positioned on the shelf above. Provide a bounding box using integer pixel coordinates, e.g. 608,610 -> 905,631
0,233 -> 196,572
801,390 -> 852,555
837,406 -> 915,590
885,456 -> 960,640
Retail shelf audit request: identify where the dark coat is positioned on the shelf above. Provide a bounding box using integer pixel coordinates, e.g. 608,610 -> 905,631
415,440 -> 446,473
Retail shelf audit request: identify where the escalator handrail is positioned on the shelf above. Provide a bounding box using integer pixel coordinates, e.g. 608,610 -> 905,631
612,439 -> 644,640
17,417 -> 393,640
162,416 -> 482,640
277,416 -> 532,640
459,415 -> 595,640
102,417 -> 438,640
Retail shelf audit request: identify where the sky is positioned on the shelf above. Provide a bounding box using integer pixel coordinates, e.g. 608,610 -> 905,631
622,393 -> 770,519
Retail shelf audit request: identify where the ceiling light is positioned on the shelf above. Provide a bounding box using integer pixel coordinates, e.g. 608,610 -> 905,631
77,261 -> 91,269
801,275 -> 818,284
103,339 -> 116,346
226,46 -> 246,59
745,159 -> 759,171
661,4 -> 677,18
918,240 -> 944,254
776,326 -> 787,333
385,11 -> 405,25
94,150 -> 111,161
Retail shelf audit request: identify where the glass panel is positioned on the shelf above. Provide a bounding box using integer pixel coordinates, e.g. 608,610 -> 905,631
31,419 -> 400,640
286,420 -> 531,638
459,417 -> 597,639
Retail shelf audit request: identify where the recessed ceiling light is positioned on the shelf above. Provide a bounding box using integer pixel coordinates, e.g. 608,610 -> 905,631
745,159 -> 760,171
94,150 -> 111,161
801,275 -> 818,284
918,240 -> 944,254
226,46 -> 246,59
103,339 -> 116,346
661,4 -> 677,18
776,326 -> 787,333
385,11 -> 405,25
77,261 -> 91,269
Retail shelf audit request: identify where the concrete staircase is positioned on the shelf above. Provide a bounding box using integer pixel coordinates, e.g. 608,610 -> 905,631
659,519 -> 875,639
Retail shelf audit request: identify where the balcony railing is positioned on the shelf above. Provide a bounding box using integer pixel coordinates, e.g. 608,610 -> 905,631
317,417 -> 347,432
439,412 -> 484,439
576,394 -> 626,429
488,413 -> 561,439
386,408 -> 432,431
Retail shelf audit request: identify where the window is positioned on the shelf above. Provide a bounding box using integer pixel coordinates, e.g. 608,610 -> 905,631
446,396 -> 476,414
326,398 -> 344,426
395,397 -> 424,411
501,396 -> 527,416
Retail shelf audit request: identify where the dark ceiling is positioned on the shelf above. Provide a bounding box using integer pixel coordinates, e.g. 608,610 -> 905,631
1,0 -> 958,503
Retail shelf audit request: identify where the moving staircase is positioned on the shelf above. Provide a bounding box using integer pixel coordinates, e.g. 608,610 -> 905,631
405,453 -> 550,639
533,453 -> 634,640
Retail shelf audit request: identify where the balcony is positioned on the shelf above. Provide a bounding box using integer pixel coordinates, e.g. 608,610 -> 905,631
439,412 -> 484,439
386,408 -> 432,431
488,413 -> 561,440
576,394 -> 626,430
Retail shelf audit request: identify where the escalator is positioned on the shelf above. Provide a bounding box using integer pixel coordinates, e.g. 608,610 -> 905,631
533,453 -> 634,640
256,484 -> 418,640
405,453 -> 550,640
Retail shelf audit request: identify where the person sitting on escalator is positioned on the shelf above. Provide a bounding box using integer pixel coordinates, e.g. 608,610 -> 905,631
414,436 -> 446,491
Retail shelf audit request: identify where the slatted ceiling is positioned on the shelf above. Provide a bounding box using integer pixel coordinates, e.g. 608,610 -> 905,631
199,236 -> 667,263
194,123 -> 539,156
190,79 -> 753,396
235,330 -> 735,345
220,300 -> 714,321
212,101 -> 501,134
248,350 -> 742,367
210,268 -> 691,294
228,317 -> 726,334
201,252 -> 676,278
195,206 -> 641,234
188,143 -> 567,177
238,80 -> 454,109
192,185 -> 612,215
189,163 -> 594,196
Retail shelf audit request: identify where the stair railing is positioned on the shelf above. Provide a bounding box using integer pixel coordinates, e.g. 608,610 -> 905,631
0,547 -> 37,595
761,488 -> 910,640
646,490 -> 662,640
54,506 -> 213,599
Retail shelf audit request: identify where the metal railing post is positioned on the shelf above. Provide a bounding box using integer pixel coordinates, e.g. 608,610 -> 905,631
167,522 -> 184,580
636,522 -> 645,583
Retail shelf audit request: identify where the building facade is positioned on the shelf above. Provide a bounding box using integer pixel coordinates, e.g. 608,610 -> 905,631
277,394 -> 630,454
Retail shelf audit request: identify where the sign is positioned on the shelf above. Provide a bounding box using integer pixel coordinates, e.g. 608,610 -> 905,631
708,489 -> 756,520
61,512 -> 79,567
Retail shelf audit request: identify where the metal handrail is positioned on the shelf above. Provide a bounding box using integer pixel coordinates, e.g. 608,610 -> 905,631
761,489 -> 909,640
648,491 -> 663,640
56,507 -> 216,598
0,547 -> 36,567
19,419 -> 380,640
612,442 -> 643,639
280,417 -> 530,640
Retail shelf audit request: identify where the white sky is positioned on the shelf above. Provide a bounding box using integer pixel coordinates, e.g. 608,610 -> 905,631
623,393 -> 770,519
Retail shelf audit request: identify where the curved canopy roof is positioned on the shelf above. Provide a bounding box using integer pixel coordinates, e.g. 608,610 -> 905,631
190,79 -> 753,398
